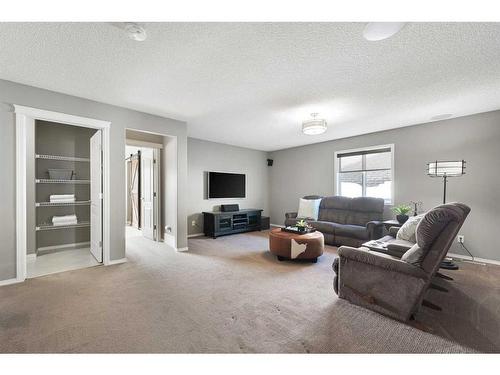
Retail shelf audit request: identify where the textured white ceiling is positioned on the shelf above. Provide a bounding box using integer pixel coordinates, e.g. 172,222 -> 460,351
1,22 -> 500,151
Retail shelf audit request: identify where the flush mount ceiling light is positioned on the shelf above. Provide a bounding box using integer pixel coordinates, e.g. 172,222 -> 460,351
302,113 -> 327,135
363,22 -> 406,41
124,22 -> 147,42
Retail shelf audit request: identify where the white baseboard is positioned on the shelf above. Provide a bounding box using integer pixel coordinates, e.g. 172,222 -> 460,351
448,252 -> 500,266
37,241 -> 90,253
107,258 -> 127,265
27,253 -> 37,262
270,223 -> 285,228
164,232 -> 176,248
0,277 -> 22,287
176,247 -> 188,252
187,233 -> 204,238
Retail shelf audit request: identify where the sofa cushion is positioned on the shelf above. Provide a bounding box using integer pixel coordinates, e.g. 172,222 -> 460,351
297,198 -> 321,220
309,220 -> 341,234
318,196 -> 351,224
345,197 -> 384,226
334,224 -> 369,240
396,214 -> 424,242
350,197 -> 385,213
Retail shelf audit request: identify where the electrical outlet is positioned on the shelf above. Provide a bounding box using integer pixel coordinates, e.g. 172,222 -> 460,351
191,220 -> 197,227
457,235 -> 465,244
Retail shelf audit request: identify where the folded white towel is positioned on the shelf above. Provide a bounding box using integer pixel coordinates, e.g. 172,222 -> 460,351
53,220 -> 78,226
50,198 -> 76,203
50,194 -> 75,199
52,214 -> 77,223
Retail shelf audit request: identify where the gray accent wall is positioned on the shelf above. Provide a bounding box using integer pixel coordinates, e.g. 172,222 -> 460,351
187,138 -> 270,235
269,110 -> 500,262
0,79 -> 188,282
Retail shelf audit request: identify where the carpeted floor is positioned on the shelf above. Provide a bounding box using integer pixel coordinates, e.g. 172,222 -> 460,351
0,229 -> 498,353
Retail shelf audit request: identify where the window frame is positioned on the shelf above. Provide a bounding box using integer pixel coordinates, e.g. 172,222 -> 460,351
334,144 -> 394,205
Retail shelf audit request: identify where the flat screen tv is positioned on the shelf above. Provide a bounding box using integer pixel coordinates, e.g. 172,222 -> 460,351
208,172 -> 246,198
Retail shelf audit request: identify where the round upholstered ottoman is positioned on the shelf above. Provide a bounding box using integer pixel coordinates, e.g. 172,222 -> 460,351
269,228 -> 324,263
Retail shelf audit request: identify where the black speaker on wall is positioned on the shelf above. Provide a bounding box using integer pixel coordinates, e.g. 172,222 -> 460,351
267,159 -> 274,166
221,204 -> 240,212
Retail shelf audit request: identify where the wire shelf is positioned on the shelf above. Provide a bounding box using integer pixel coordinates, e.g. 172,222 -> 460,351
36,154 -> 90,162
36,201 -> 91,207
36,221 -> 90,231
36,179 -> 90,184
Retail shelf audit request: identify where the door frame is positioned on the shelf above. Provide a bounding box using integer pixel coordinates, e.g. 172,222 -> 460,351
14,105 -> 112,283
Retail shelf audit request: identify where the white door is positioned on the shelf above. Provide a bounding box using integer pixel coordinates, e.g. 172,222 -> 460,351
141,148 -> 155,240
90,131 -> 103,262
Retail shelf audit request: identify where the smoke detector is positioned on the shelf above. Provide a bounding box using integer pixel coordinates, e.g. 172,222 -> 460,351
124,23 -> 147,42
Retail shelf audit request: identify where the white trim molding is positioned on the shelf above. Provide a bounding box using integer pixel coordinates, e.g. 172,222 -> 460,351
107,258 -> 127,265
37,241 -> 90,253
176,247 -> 189,252
448,253 -> 500,266
13,105 -> 112,284
26,253 -> 37,262
126,139 -> 164,149
15,109 -> 28,282
333,143 -> 395,205
0,278 -> 21,287
187,232 -> 204,238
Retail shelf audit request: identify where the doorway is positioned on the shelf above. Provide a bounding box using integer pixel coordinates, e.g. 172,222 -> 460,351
15,105 -> 111,282
125,142 -> 161,242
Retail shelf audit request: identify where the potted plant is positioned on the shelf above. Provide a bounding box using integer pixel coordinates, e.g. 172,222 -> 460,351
296,219 -> 308,232
392,204 -> 412,224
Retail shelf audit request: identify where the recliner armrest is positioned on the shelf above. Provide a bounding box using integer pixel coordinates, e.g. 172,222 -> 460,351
388,226 -> 400,237
338,246 -> 428,280
285,212 -> 298,219
366,220 -> 384,240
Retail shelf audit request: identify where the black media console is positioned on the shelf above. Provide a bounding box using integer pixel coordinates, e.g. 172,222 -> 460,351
203,209 -> 263,238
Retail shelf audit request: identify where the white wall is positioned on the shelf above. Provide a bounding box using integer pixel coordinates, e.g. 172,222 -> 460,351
187,138 -> 270,235
268,110 -> 500,262
0,79 -> 188,282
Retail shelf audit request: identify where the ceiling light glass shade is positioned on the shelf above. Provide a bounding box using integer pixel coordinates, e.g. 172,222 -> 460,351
363,22 -> 406,41
125,23 -> 147,41
302,117 -> 327,135
427,160 -> 466,177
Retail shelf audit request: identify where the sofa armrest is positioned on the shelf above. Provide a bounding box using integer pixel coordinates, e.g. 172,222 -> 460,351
338,246 -> 428,280
388,226 -> 400,237
366,220 -> 384,240
285,212 -> 298,219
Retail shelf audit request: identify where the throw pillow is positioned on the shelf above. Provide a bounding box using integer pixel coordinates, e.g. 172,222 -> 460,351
401,243 -> 425,266
297,198 -> 322,221
396,214 -> 424,243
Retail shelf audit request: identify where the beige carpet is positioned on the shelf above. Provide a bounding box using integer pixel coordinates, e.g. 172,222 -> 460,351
0,230 -> 492,353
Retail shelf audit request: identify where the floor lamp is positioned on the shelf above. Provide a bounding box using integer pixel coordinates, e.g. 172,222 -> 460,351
427,160 -> 466,269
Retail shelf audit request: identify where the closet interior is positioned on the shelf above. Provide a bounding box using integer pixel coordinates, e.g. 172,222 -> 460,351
27,120 -> 102,278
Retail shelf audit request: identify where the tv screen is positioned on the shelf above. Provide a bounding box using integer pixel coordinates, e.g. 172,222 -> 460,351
208,172 -> 246,198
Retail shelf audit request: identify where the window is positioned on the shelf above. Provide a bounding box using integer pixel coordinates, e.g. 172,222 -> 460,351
335,145 -> 394,204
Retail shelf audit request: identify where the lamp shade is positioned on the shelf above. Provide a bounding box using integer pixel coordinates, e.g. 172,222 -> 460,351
302,113 -> 327,135
427,160 -> 466,177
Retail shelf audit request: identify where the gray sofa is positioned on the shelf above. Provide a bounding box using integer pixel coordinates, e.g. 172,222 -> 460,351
333,202 -> 470,322
285,195 -> 385,247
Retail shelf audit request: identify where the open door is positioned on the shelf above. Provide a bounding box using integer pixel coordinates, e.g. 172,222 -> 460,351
141,148 -> 155,240
90,130 -> 103,262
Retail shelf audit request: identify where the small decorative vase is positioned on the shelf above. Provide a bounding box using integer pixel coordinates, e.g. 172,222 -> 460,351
396,214 -> 409,224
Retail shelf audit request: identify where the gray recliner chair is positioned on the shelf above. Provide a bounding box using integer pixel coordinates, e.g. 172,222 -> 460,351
333,202 -> 470,322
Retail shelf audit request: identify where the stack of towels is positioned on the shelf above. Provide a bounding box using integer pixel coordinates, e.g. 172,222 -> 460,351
49,194 -> 75,203
52,214 -> 78,226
